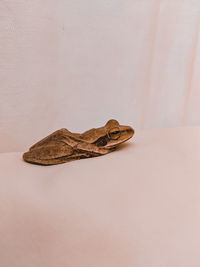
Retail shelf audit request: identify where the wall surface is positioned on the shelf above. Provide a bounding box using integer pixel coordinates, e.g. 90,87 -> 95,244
0,0 -> 200,152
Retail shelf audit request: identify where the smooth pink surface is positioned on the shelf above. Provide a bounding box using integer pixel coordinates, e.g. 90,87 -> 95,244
0,127 -> 200,267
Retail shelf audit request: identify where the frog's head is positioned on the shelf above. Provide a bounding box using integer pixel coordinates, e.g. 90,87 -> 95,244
103,119 -> 134,149
83,119 -> 134,148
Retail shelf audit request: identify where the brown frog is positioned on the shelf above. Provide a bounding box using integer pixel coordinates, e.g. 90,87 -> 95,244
23,119 -> 134,165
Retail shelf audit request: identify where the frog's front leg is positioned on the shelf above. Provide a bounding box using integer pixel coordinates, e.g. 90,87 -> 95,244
75,142 -> 111,156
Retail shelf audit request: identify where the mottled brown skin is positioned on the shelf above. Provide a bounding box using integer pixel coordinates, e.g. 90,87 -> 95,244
23,119 -> 134,165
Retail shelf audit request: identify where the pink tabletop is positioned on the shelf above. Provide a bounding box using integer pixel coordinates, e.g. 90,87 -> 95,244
0,127 -> 200,267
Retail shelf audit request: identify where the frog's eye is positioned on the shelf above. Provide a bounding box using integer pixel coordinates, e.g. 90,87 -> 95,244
108,128 -> 121,140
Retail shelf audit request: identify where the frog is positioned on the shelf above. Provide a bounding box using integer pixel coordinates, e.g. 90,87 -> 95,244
23,119 -> 134,165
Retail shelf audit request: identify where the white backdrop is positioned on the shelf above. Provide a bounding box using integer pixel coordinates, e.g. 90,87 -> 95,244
0,0 -> 200,152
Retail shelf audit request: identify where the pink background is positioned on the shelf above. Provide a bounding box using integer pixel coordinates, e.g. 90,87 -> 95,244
1,0 -> 200,152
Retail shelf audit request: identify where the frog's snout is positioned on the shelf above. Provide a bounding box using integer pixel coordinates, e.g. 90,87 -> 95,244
120,125 -> 135,141
127,126 -> 135,138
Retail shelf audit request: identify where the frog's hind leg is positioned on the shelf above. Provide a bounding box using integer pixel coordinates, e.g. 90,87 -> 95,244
29,128 -> 71,151
23,143 -> 74,165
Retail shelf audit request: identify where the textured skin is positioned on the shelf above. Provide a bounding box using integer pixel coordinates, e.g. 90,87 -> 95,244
23,119 -> 134,165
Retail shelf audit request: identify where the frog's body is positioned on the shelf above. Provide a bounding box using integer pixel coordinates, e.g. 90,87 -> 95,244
23,119 -> 134,165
